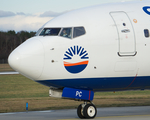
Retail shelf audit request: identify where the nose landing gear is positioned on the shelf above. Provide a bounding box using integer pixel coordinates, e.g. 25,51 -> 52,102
77,102 -> 97,119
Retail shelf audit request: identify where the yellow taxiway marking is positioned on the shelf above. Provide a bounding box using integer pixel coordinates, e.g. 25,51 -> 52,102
59,114 -> 150,120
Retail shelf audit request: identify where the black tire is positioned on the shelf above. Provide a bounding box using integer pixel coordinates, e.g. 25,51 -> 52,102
77,104 -> 85,119
83,104 -> 97,119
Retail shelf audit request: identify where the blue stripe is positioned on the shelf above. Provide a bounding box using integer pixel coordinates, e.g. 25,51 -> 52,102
36,76 -> 150,91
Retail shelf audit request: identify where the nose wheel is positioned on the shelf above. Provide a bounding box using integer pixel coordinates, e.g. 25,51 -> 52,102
77,102 -> 97,119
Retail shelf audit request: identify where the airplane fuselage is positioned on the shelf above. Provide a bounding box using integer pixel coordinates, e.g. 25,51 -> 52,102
8,1 -> 150,118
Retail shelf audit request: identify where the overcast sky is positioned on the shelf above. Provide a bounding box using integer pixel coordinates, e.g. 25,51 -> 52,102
0,0 -> 139,32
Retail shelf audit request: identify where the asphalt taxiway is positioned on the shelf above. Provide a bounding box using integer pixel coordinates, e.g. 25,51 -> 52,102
0,106 -> 150,120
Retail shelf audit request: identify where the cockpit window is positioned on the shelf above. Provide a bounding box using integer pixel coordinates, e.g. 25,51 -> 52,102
39,28 -> 61,36
35,28 -> 43,36
73,27 -> 86,38
36,26 -> 85,38
60,28 -> 72,38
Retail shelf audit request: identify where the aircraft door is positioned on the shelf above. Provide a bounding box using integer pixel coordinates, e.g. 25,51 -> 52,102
110,12 -> 136,56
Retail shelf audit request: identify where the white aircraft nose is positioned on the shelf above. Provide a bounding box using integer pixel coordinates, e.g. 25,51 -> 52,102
8,51 -> 21,71
8,37 -> 44,80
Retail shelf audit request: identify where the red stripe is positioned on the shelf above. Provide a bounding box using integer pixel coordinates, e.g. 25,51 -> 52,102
125,74 -> 137,89
88,90 -> 91,100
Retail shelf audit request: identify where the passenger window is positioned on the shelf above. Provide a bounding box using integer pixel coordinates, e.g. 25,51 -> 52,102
39,28 -> 61,36
144,29 -> 149,38
60,28 -> 72,38
73,27 -> 86,38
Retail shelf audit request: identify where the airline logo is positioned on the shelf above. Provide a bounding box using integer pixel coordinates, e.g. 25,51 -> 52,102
143,6 -> 150,15
63,46 -> 89,74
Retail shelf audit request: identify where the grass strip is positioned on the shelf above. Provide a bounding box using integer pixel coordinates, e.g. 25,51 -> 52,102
0,74 -> 150,113
0,64 -> 14,72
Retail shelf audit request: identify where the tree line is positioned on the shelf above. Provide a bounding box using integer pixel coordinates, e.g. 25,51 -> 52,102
0,30 -> 36,63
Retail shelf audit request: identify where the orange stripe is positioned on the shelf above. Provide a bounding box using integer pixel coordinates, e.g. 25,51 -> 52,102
64,61 -> 88,67
64,61 -> 71,64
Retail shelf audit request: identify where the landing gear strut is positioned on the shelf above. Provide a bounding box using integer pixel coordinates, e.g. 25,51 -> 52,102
77,101 -> 97,119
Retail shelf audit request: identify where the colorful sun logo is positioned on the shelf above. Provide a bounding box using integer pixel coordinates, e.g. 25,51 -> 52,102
63,46 -> 89,74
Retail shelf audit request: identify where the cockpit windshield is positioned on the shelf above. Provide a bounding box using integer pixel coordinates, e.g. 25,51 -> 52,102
35,28 -> 43,36
39,28 -> 61,36
35,26 -> 86,38
60,28 -> 72,38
